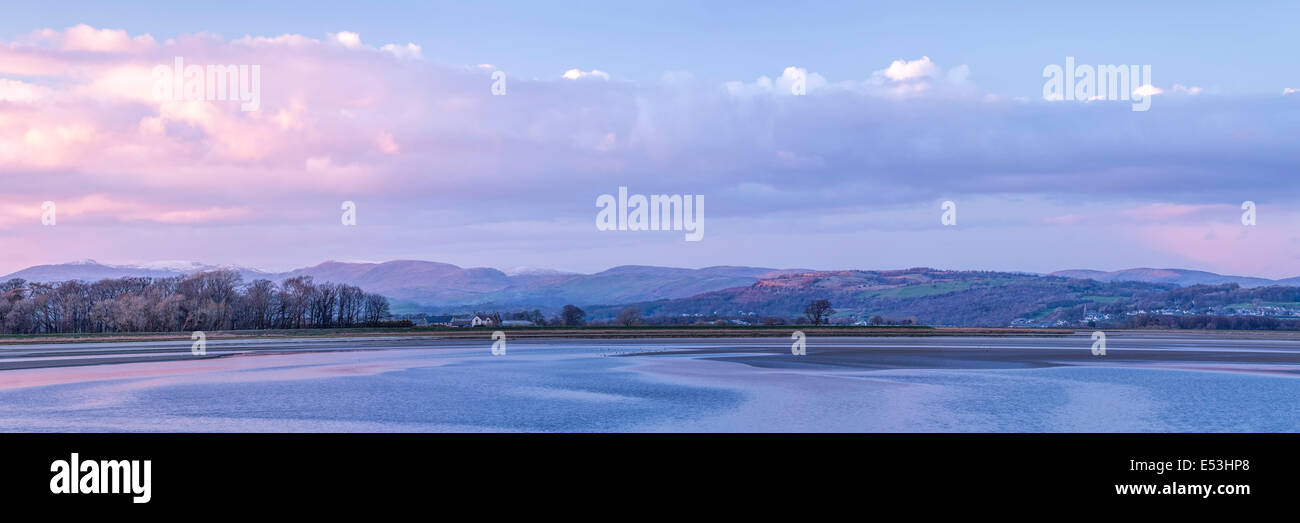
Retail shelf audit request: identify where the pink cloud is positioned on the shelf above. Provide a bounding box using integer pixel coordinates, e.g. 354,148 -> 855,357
374,131 -> 400,154
47,24 -> 157,53
1133,223 -> 1300,279
0,78 -> 48,102
0,24 -> 479,208
0,24 -> 1293,279
1040,203 -> 1239,228
1120,203 -> 1232,222
1042,214 -> 1082,226
0,194 -> 255,227
152,206 -> 254,224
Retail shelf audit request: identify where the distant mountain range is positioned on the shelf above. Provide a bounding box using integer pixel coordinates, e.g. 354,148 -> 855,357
587,268 -> 1163,325
588,268 -> 1300,326
5,260 -> 1299,325
1049,268 -> 1300,288
1,259 -> 805,310
1,259 -> 274,284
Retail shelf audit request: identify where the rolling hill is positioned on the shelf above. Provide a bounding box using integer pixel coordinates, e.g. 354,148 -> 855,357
1049,268 -> 1280,288
1,259 -> 804,310
7,260 -> 1299,324
1,259 -> 272,283
589,268 -> 1176,326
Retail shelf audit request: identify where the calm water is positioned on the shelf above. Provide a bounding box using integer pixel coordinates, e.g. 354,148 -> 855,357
1,337 -> 1298,432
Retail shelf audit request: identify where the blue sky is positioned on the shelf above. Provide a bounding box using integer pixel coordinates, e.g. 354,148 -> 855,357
1,2 -> 1298,278
5,1 -> 1297,96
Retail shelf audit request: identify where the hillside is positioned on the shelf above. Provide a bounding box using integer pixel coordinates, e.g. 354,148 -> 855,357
590,269 -> 1176,326
2,260 -> 802,310
8,261 -> 1300,326
2,259 -> 272,283
1050,268 -> 1278,288
593,270 -> 1300,327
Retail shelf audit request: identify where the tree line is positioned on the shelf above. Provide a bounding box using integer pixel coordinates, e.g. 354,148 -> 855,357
0,270 -> 391,334
1123,313 -> 1300,331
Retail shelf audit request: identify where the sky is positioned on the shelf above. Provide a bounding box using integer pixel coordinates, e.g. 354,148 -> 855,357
1,1 -> 1298,277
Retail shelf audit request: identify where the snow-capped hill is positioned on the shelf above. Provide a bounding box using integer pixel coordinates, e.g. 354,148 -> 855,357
1,260 -> 268,283
124,260 -> 214,272
504,266 -> 574,276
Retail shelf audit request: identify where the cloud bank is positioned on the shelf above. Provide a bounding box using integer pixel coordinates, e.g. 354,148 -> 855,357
2,25 -> 1298,276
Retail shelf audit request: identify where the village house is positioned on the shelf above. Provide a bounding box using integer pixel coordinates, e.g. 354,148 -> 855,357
452,315 -> 498,327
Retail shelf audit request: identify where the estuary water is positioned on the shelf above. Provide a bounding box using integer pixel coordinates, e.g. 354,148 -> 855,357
1,334 -> 1298,432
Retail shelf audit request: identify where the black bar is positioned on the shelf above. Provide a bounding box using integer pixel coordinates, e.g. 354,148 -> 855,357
0,433 -> 1290,512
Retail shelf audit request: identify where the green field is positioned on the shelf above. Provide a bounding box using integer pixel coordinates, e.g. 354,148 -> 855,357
861,280 -> 976,299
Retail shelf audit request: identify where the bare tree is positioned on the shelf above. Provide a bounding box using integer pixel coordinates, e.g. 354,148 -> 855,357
803,299 -> 835,325
0,273 -> 389,334
243,279 -> 277,330
616,307 -> 642,327
363,293 -> 390,325
310,282 -> 340,327
561,305 -> 586,326
279,276 -> 315,329
336,285 -> 364,327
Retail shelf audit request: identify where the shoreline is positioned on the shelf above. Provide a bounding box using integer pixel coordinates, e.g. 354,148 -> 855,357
3,330 -> 1300,374
17,325 -> 1300,346
0,326 -> 1059,346
2,334 -> 1300,432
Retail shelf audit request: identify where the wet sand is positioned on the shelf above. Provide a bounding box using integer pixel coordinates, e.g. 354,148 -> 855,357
2,330 -> 1300,375
676,332 -> 1300,376
2,332 -> 1299,431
